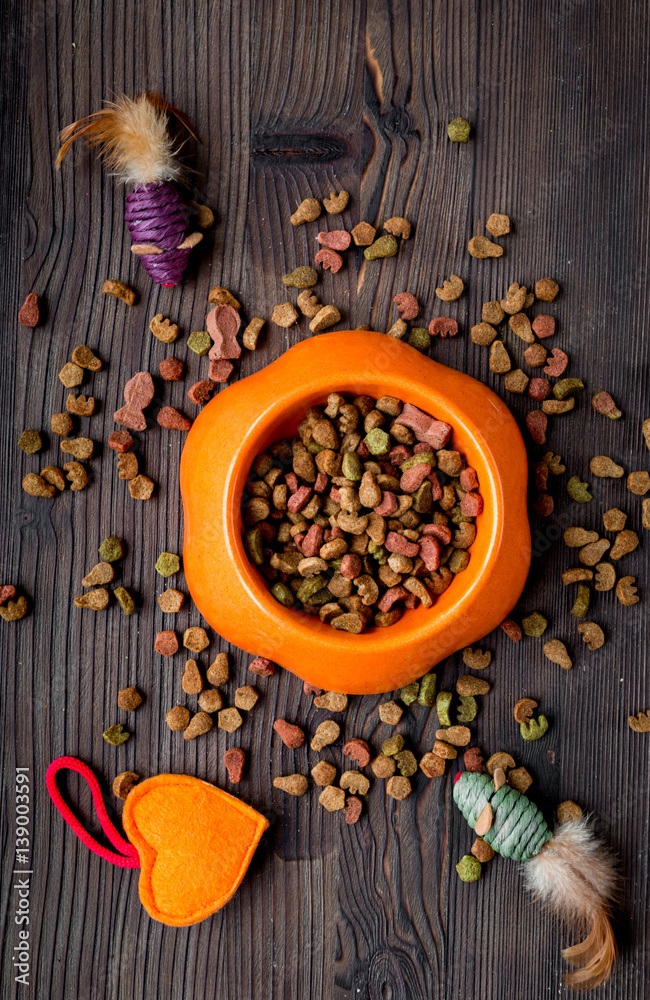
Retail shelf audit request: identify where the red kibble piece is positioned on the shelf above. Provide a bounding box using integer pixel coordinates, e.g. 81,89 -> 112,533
315,247 -> 344,273
374,491 -> 399,516
543,348 -> 568,377
314,471 -> 329,494
0,585 -> 17,605
159,356 -> 184,381
317,230 -> 351,251
422,523 -> 452,544
525,411 -> 548,445
463,747 -> 485,773
400,464 -> 430,493
188,380 -> 214,406
404,593 -> 418,609
294,533 -> 306,551
389,445 -> 411,464
393,292 -> 419,321
428,471 -> 443,500
301,524 -> 324,558
343,796 -> 363,825
419,536 -> 441,571
592,391 -> 620,416
287,485 -> 313,513
343,738 -> 371,767
340,553 -> 363,580
108,430 -> 134,453
356,440 -> 370,460
154,630 -> 178,657
413,442 -> 431,454
224,748 -> 245,783
206,304 -> 241,360
428,317 -> 458,338
249,656 -> 275,677
209,359 -> 234,383
303,681 -> 323,696
532,314 -> 555,339
385,532 -> 419,557
377,585 -> 409,612
114,371 -> 155,431
460,491 -> 483,517
273,719 -> 306,748
157,406 -> 192,431
533,461 -> 549,492
18,293 -> 40,327
286,472 -> 299,493
394,403 -> 452,449
533,492 -> 554,517
459,467 -> 479,492
500,618 -> 522,642
528,377 -> 552,401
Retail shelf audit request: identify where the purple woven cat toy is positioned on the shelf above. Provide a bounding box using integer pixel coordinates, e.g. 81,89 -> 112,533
56,93 -> 203,287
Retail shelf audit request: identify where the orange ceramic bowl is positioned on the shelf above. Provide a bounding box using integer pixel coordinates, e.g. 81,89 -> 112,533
180,331 -> 530,694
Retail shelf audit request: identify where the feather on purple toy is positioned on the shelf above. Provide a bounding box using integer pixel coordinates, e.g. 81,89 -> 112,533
56,93 -> 203,287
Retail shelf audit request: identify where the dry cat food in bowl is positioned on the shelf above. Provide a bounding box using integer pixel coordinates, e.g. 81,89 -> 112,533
180,331 -> 530,694
242,393 -> 484,633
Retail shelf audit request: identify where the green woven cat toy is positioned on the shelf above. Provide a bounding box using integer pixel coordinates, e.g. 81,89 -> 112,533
453,770 -> 618,990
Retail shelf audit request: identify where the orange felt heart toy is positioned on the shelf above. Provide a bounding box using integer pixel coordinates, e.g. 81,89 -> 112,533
46,757 -> 269,926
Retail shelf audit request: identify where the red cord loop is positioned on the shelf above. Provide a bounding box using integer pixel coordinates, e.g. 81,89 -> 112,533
46,756 -> 140,868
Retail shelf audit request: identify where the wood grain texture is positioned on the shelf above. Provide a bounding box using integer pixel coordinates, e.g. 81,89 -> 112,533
1,1 -> 648,998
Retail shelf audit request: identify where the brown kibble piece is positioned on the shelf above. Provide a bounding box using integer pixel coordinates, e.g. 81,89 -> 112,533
82,562 -> 114,587
456,675 -> 490,696
183,626 -> 210,652
627,471 -> 650,496
18,292 -> 40,327
343,738 -> 371,767
128,475 -> 154,499
187,380 -> 214,406
514,698 -> 538,724
435,726 -> 471,746
218,708 -> 243,732
557,800 -> 583,823
482,300 -> 505,324
577,621 -> 605,650
224,748 -> 245,783
102,279 -> 136,305
435,275 -> 464,301
159,356 -> 184,381
310,305 -> 341,332
198,688 -> 224,713
509,312 -> 534,343
74,588 -> 109,610
207,652 -> 229,686
117,686 -> 142,712
628,711 -> 650,733
508,767 -> 533,794
63,461 -> 88,491
489,340 -> 511,374
297,290 -> 322,318
468,236 -> 503,258
486,213 -> 510,237
157,407 -> 191,431
462,647 -> 492,670
311,761 -> 337,786
463,747 -> 485,773
379,700 -> 403,725
504,369 -> 530,394
67,393 -> 96,416
51,412 -> 74,437
113,771 -> 140,799
594,563 -> 616,592
60,437 -> 94,461
0,595 -> 28,621
157,589 -> 185,613
471,322 -> 498,347
564,527 -> 599,547
610,529 -> 639,560
208,287 -> 241,310
616,576 -> 639,605
340,771 -> 370,795
182,660 -> 203,695
371,755 -> 397,779
166,705 -> 191,731
472,837 -> 496,862
275,774 -> 309,796
314,691 -> 348,712
603,508 -> 627,532
432,740 -> 457,760
117,453 -> 138,480
419,752 -> 445,778
590,456 -> 624,478
39,466 -> 66,491
386,776 -> 412,799
274,719 -> 305,748
351,221 -> 376,246
323,191 -> 349,214
562,567 -> 593,584
486,752 -> 515,775
579,538 -> 611,566
543,638 -> 572,670
535,277 -> 559,302
232,686 -> 257,711
59,362 -> 85,388
311,720 -> 340,750
183,712 -> 213,740
272,302 -> 299,327
383,216 -> 411,239
290,198 -> 321,225
243,317 -> 265,350
71,345 -> 102,371
524,343 -> 548,368
319,784 -> 346,809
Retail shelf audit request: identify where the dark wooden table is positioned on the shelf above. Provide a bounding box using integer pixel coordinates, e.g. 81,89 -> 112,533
1,2 -> 649,997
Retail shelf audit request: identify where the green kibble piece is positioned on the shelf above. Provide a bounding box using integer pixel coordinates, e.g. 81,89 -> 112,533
296,573 -> 327,603
567,475 -> 592,503
364,234 -> 398,260
155,551 -> 180,576
114,587 -> 135,615
413,481 -> 433,513
187,331 -> 212,355
341,450 -> 362,481
449,549 -> 470,573
307,441 -> 323,455
400,681 -> 419,705
364,428 -> 391,456
18,429 -> 42,454
456,695 -> 477,722
244,527 -> 264,565
436,691 -> 453,727
521,715 -> 549,741
521,612 -> 548,637
100,536 -> 125,563
305,586 -> 334,607
271,582 -> 294,607
553,378 -> 584,401
450,504 -> 472,525
408,327 -> 431,351
571,583 -> 590,618
330,557 -> 344,570
456,854 -> 482,882
418,671 -> 437,706
103,723 -> 129,746
395,749 -> 418,777
447,117 -> 471,143
281,266 -> 318,289
401,451 -> 434,471
382,734 -> 405,757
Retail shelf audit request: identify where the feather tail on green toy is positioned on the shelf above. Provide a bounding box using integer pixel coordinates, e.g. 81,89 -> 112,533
453,771 -> 618,990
